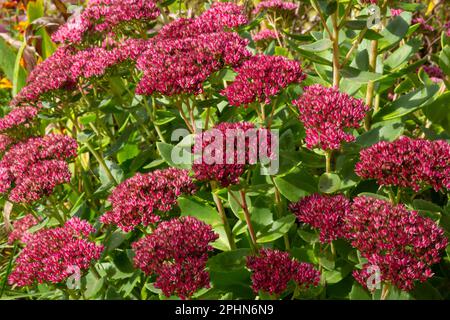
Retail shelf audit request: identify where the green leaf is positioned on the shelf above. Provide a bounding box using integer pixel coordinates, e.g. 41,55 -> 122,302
384,38 -> 422,70
423,91 -> 450,134
117,143 -> 140,164
341,66 -> 383,83
178,197 -> 222,227
355,121 -> 404,147
274,168 -> 318,202
207,249 -> 251,272
378,11 -> 412,51
349,284 -> 371,300
257,215 -> 295,243
439,45 -> 450,76
299,39 -> 333,52
318,173 -> 341,194
412,199 -> 442,213
372,84 -> 440,122
156,142 -> 191,169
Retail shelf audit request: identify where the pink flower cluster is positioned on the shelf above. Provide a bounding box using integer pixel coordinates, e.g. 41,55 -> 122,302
192,122 -> 274,187
222,54 -> 306,106
0,134 -> 13,153
253,0 -> 298,15
52,0 -> 160,44
345,196 -> 448,291
423,65 -> 445,83
253,29 -> 280,42
0,134 -> 78,203
132,216 -> 218,299
355,136 -> 450,192
8,217 -> 103,287
0,106 -> 38,133
13,42 -> 143,105
289,194 -> 351,243
390,8 -> 403,17
136,32 -> 250,96
293,84 -> 368,150
412,17 -> 434,32
246,249 -> 320,295
8,214 -> 39,244
156,2 -> 247,40
100,168 -> 196,232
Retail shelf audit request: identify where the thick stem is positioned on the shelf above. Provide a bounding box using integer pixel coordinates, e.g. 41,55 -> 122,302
211,182 -> 236,250
325,150 -> 333,173
364,39 -> 378,131
270,176 -> 290,250
84,141 -> 118,186
331,10 -> 340,88
381,283 -> 390,300
240,190 -> 258,251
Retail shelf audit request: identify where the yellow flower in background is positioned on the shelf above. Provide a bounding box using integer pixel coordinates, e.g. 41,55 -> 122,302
0,77 -> 12,89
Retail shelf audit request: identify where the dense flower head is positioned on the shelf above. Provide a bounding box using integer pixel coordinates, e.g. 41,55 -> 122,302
136,32 -> 250,96
8,217 -> 103,287
100,168 -> 196,232
52,0 -> 161,45
345,196 -> 448,291
192,122 -> 274,187
222,54 -> 306,106
390,8 -> 403,17
0,134 -> 78,203
253,29 -> 280,42
412,17 -> 434,32
355,136 -> 450,192
423,65 -> 445,82
253,0 -> 298,15
0,106 -> 39,133
0,134 -> 13,153
293,84 -> 369,150
12,47 -> 76,106
156,2 -> 247,40
8,214 -> 39,244
12,42 -> 145,106
289,194 -> 351,243
246,249 -> 320,295
132,216 -> 218,299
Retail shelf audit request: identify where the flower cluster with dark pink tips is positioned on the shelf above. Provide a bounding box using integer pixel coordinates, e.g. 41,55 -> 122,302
0,134 -> 78,203
253,0 -> 298,15
52,0 -> 160,45
345,196 -> 448,291
8,217 -> 103,287
293,84 -> 369,150
100,168 -> 196,232
246,249 -> 320,295
8,214 -> 39,244
289,194 -> 351,243
222,54 -> 306,106
192,122 -> 274,187
0,106 -> 38,133
253,29 -> 280,42
355,136 -> 450,192
132,216 -> 218,299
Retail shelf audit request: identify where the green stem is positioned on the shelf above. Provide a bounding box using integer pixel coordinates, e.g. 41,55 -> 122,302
270,176 -> 290,250
331,7 -> 340,87
364,39 -> 378,131
240,190 -> 258,252
325,150 -> 333,173
84,141 -> 118,186
210,182 -> 236,250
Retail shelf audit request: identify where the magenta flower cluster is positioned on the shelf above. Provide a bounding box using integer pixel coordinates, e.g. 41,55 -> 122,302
253,0 -> 298,15
100,168 -> 196,232
355,136 -> 450,192
132,216 -> 218,299
289,194 -> 351,243
0,106 -> 38,133
253,29 -> 280,42
8,217 -> 103,287
293,84 -> 369,150
246,249 -> 320,296
423,65 -> 445,82
136,32 -> 250,96
0,134 -> 77,203
345,196 -> 448,291
222,54 -> 306,106
8,214 -> 39,244
52,0 -> 160,45
192,122 -> 265,187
